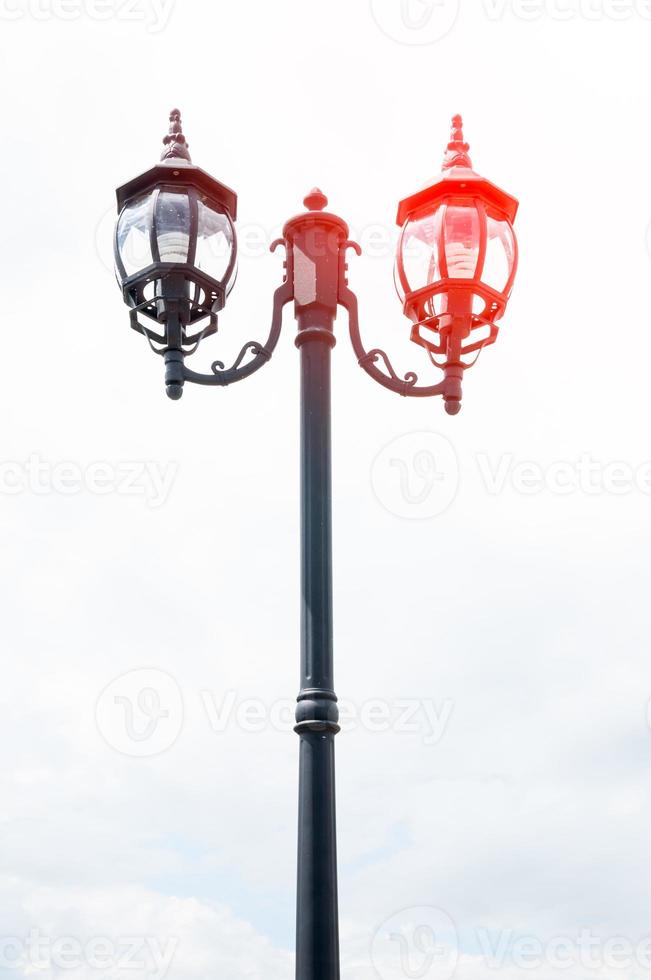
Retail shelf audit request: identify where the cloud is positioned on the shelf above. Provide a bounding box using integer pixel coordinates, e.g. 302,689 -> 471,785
0,880 -> 291,980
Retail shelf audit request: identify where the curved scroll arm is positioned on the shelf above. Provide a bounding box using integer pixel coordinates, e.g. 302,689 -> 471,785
337,244 -> 447,399
179,278 -> 294,388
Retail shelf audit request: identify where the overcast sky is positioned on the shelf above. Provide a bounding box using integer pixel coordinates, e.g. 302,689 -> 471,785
2,1 -> 651,979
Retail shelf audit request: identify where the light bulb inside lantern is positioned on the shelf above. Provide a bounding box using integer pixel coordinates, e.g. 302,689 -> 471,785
155,192 -> 192,264
445,240 -> 479,278
157,231 -> 190,264
443,206 -> 479,279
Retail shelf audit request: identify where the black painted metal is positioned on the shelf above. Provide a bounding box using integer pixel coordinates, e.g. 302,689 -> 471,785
284,193 -> 347,980
178,279 -> 293,392
294,309 -> 340,980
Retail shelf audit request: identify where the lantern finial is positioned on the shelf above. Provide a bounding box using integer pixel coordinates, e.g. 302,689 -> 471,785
442,114 -> 472,171
161,108 -> 192,163
304,187 -> 328,211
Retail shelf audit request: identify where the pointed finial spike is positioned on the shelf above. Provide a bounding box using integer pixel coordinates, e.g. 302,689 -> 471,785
442,113 -> 472,171
161,108 -> 192,163
304,187 -> 328,211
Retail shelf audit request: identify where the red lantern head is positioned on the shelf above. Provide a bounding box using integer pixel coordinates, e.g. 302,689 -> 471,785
395,115 -> 518,376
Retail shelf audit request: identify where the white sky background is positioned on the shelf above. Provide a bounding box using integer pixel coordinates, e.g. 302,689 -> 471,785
2,0 -> 651,978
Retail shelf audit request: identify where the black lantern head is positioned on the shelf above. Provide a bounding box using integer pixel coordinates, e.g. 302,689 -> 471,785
114,109 -> 238,352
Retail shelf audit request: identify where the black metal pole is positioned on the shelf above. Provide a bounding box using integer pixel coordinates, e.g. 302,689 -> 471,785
294,309 -> 340,980
286,190 -> 349,980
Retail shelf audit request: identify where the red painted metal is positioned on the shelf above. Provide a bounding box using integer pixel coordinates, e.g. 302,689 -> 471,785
395,116 -> 519,414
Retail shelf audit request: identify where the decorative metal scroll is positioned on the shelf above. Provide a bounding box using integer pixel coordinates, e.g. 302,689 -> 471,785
337,243 -> 448,399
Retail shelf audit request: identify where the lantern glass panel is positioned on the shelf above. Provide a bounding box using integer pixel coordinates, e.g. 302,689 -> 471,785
195,200 -> 236,289
442,205 -> 480,279
397,207 -> 444,298
156,191 -> 191,263
483,216 -> 516,294
116,193 -> 153,276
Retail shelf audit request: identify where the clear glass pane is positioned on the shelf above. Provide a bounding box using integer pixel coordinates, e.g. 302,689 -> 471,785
398,207 -> 444,296
156,192 -> 191,263
442,205 -> 480,279
195,201 -> 235,286
483,217 -> 515,293
116,193 -> 153,276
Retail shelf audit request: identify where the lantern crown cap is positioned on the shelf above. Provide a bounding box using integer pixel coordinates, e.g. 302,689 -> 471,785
442,114 -> 472,171
396,114 -> 518,226
161,108 -> 192,163
304,187 -> 328,211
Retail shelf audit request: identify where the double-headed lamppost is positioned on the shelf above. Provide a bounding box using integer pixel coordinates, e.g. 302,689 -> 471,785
114,110 -> 519,980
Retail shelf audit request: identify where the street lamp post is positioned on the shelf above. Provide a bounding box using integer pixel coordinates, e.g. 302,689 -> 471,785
113,109 -> 519,980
